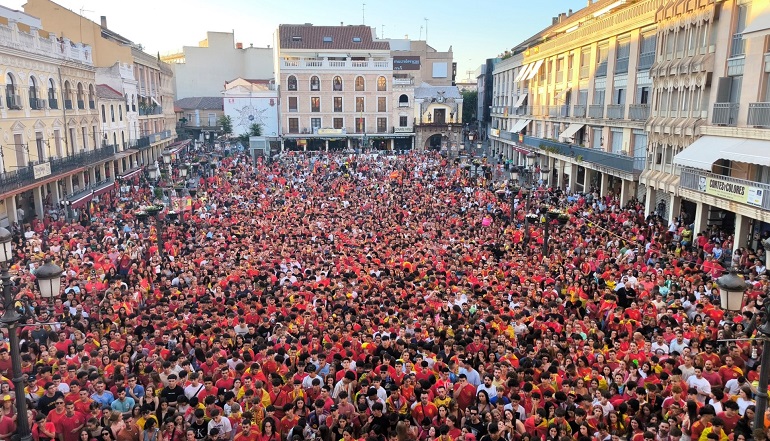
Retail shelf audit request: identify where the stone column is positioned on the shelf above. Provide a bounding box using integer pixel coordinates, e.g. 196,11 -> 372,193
51,181 -> 61,207
6,197 -> 17,225
733,213 -> 752,252
568,163 -> 577,193
693,201 -> 709,236
325,140 -> 329,152
620,179 -> 631,206
33,185 -> 44,219
599,173 -> 609,197
669,196 -> 682,224
644,186 -> 657,216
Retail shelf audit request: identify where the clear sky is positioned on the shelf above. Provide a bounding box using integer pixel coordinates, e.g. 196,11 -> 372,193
9,0 -> 588,81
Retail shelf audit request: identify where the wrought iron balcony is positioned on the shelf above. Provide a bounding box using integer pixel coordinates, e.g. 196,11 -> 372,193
711,103 -> 739,126
573,105 -> 586,118
48,98 -> 58,109
747,102 -> 770,128
588,104 -> 605,119
680,167 -> 770,210
521,135 -> 645,175
606,104 -> 625,120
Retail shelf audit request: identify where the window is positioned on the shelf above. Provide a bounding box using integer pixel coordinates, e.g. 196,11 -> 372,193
77,83 -> 85,108
355,117 -> 365,133
333,118 -> 344,129
101,105 -> 106,123
377,117 -> 387,133
637,86 -> 650,104
287,76 -> 297,91
311,118 -> 321,131
323,36 -> 333,43
289,97 -> 298,112
119,105 -> 123,121
355,76 -> 365,91
398,94 -> 409,107
29,76 -> 38,106
352,37 -> 362,43
333,76 -> 342,91
48,78 -> 57,108
377,97 -> 386,112
311,97 -> 320,112
334,97 -> 342,112
356,97 -> 364,112
292,36 -> 302,41
288,118 -> 299,134
5,73 -> 16,107
614,88 -> 625,105
377,76 -> 387,91
310,76 -> 320,91
399,116 -> 408,127
111,105 -> 115,122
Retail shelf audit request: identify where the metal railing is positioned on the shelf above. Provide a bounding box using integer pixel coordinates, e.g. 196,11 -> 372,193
0,144 -> 116,196
522,135 -> 646,174
628,104 -> 650,121
615,57 -> 629,74
573,105 -> 586,118
6,95 -> 21,109
48,98 -> 58,109
29,97 -> 44,109
680,166 -> 770,210
65,99 -> 73,110
606,104 -> 625,120
748,102 -> 770,128
588,104 -> 605,119
595,62 -> 608,77
711,103 -> 739,126
638,52 -> 655,70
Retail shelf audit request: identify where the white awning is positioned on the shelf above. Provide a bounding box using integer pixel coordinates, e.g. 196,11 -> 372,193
744,4 -> 770,39
513,94 -> 528,108
514,64 -> 530,83
516,64 -> 534,83
673,136 -> 737,170
554,88 -> 570,103
510,119 -> 531,133
525,59 -> 544,81
151,97 -> 161,106
729,138 -> 770,167
559,123 -> 584,141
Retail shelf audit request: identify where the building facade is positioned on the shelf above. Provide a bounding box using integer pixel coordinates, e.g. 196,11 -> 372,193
221,78 -> 279,138
161,32 -> 274,99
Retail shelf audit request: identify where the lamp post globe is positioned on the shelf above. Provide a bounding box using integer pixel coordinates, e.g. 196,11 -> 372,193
715,268 -> 747,312
35,259 -> 64,299
0,227 -> 11,264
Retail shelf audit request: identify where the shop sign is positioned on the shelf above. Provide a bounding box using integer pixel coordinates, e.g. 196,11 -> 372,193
698,175 -> 764,207
490,129 -> 500,137
33,162 -> 51,179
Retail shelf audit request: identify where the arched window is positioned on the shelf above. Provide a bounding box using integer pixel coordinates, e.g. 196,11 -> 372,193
48,78 -> 57,109
110,105 -> 115,122
310,76 -> 320,91
29,76 -> 38,109
355,76 -> 365,91
287,76 -> 297,91
333,76 -> 343,91
101,105 -> 106,123
119,105 -> 123,121
399,94 -> 409,107
64,81 -> 72,109
88,84 -> 95,109
76,82 -> 85,109
377,76 -> 387,91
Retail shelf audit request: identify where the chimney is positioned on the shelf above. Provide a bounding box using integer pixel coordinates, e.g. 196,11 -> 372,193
236,42 -> 243,49
552,16 -> 559,25
100,16 -> 107,28
568,9 -> 573,16
340,21 -> 344,26
587,0 -> 592,6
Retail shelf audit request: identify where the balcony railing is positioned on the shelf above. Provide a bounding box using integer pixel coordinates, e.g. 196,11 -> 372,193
548,105 -> 569,118
29,97 -> 45,110
615,57 -> 629,74
595,62 -> 608,77
6,94 -> 21,109
711,103 -> 739,126
573,105 -> 586,118
282,59 -> 392,70
522,135 -> 646,174
638,52 -> 655,70
748,102 -> 770,128
606,104 -> 625,120
0,144 -> 115,196
0,25 -> 93,65
579,65 -> 589,79
628,104 -> 649,121
730,33 -> 745,58
48,98 -> 58,109
588,104 -> 605,119
680,167 -> 770,210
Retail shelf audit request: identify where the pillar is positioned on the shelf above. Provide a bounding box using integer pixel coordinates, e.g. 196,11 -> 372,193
411,136 -> 415,150
644,186 -> 657,216
280,139 -> 285,153
583,169 -> 593,192
693,201 -> 709,236
347,138 -> 351,150
117,159 -> 125,175
599,173 -> 609,198
568,163 -> 577,193
669,196 -> 682,224
325,140 -> 329,152
620,179 -> 631,206
6,197 -> 17,225
733,213 -> 752,252
33,185 -> 44,219
557,161 -> 565,190
65,175 -> 74,195
89,167 -> 97,184
50,181 -> 60,207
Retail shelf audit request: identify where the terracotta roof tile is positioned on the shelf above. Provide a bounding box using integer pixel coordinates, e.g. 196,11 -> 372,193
279,24 -> 389,51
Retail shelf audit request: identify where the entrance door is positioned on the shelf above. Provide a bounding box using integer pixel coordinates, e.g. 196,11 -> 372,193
434,109 -> 446,124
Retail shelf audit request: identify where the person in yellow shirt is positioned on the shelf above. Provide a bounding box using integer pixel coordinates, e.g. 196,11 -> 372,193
698,418 -> 728,441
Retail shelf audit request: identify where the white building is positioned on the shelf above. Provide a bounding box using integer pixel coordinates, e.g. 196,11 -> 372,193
95,62 -> 139,147
222,78 -> 279,137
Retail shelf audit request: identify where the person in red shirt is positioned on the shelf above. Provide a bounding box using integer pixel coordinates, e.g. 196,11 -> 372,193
452,375 -> 477,411
55,402 -> 86,441
410,392 -> 438,426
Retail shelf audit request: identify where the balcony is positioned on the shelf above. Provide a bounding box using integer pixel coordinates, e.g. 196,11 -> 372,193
588,104 -> 605,119
548,105 -> 569,118
711,103 -> 739,126
48,98 -> 58,109
748,102 -> 770,128
615,57 -> 629,74
680,167 -> 770,210
522,135 -> 646,175
65,99 -> 73,110
139,106 -> 163,116
0,144 -> 115,196
606,104 -> 625,120
595,62 -> 608,77
6,94 -> 21,109
638,52 -> 655,71
282,58 -> 392,71
29,97 -> 45,110
398,102 -> 410,108
0,24 -> 92,65
573,105 -> 586,118
628,104 -> 650,121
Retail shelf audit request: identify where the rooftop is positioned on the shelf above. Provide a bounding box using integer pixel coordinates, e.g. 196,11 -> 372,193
279,24 -> 389,51
174,97 -> 223,111
95,84 -> 124,100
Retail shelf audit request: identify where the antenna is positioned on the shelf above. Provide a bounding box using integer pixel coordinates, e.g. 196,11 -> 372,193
381,24 -> 385,39
362,3 -> 366,25
419,25 -> 423,41
424,17 -> 429,42
79,7 -> 94,44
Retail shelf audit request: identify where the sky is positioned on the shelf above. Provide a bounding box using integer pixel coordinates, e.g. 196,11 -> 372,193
8,0 -> 588,82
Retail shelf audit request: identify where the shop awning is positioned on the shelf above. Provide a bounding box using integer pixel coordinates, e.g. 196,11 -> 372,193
516,64 -> 534,83
559,123 -> 584,140
673,136 -> 735,170
514,65 -> 530,83
510,119 -> 531,133
743,4 -> 770,39
513,94 -> 528,108
525,60 -> 544,81
729,138 -> 770,167
119,167 -> 144,180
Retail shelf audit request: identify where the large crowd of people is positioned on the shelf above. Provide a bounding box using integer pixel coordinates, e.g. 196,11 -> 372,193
0,150 -> 769,441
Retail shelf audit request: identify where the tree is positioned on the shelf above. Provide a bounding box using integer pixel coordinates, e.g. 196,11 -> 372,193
237,123 -> 263,146
462,90 -> 478,125
219,115 -> 233,137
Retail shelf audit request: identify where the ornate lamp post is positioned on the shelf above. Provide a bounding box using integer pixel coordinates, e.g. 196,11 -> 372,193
0,227 -> 62,441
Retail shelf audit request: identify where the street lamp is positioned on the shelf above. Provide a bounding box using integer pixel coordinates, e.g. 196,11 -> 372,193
715,269 -> 769,431
0,226 -> 63,441
540,165 -> 551,184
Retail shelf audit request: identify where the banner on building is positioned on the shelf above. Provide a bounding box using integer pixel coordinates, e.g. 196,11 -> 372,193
393,56 -> 421,71
699,176 -> 764,207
